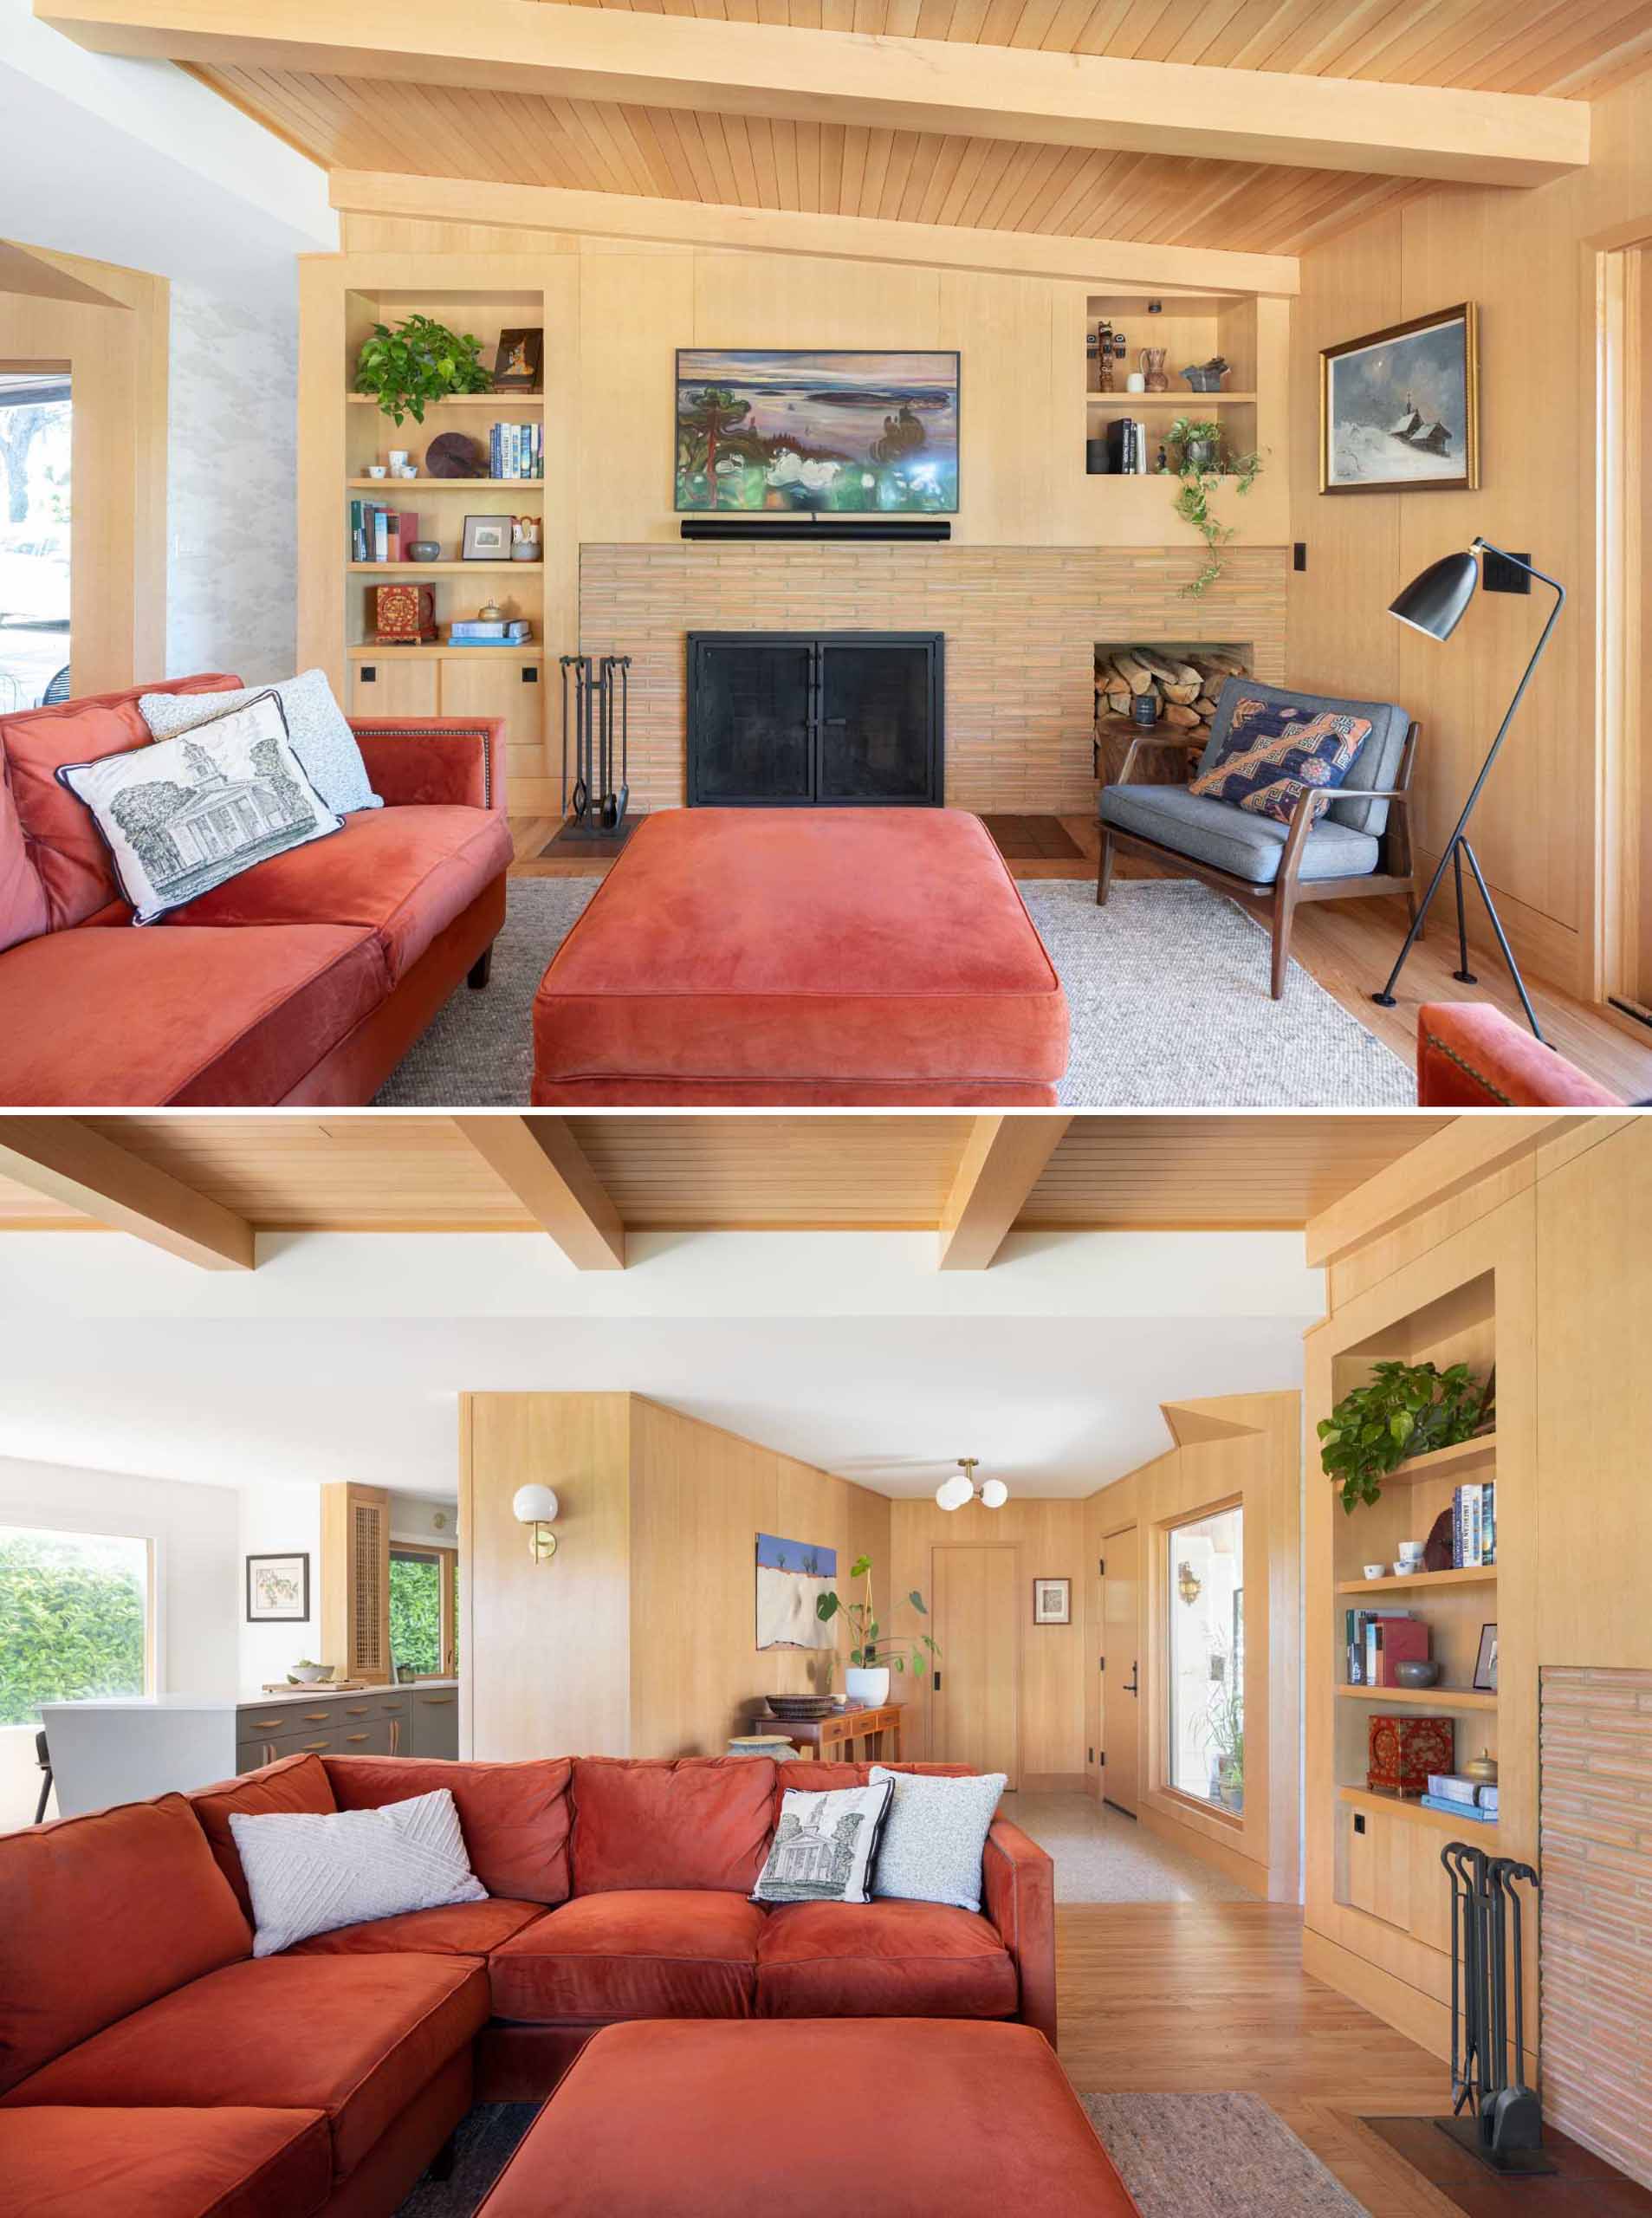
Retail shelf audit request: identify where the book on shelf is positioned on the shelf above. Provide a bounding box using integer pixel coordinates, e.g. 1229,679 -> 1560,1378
1367,1617 -> 1430,1687
1345,1607 -> 1412,1686
1105,418 -> 1150,475
1428,1773 -> 1498,1812
1419,1792 -> 1497,1823
448,619 -> 530,643
1451,1481 -> 1496,1567
489,421 -> 544,480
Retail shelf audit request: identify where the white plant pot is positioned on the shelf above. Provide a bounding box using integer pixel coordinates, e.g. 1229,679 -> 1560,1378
845,1666 -> 891,1707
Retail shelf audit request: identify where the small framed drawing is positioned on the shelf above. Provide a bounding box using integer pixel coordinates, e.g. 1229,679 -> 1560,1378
493,328 -> 543,392
246,1553 -> 310,1624
1474,1623 -> 1499,1692
462,514 -> 513,561
1033,1577 -> 1071,1625
1319,301 -> 1479,495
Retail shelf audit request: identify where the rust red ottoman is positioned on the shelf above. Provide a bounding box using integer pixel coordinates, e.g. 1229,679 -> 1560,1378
476,2019 -> 1139,2216
531,808 -> 1069,1105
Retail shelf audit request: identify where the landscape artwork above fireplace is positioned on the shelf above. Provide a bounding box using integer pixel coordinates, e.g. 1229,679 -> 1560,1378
675,351 -> 960,515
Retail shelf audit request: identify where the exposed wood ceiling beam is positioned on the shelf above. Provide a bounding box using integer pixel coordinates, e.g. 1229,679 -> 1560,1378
1302,1114 -> 1611,1269
453,1117 -> 625,1270
39,0 -> 1589,188
0,1118 -> 255,1270
329,172 -> 1297,294
937,1116 -> 1072,1272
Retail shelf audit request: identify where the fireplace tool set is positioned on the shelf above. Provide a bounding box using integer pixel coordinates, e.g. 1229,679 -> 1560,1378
552,653 -> 632,847
1437,1842 -> 1551,2174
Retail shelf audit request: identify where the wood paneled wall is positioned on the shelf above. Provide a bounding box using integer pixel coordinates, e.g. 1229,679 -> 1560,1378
1287,68 -> 1652,1000
1083,1392 -> 1303,1901
459,1391 -> 889,1761
889,1496 -> 1089,1790
0,245 -> 168,693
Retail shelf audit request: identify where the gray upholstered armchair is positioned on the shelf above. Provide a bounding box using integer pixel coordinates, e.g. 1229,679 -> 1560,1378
1097,678 -> 1420,999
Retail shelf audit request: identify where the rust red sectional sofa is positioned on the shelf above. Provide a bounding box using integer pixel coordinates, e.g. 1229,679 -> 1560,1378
1,1752 -> 1054,2218
0,674 -> 510,1106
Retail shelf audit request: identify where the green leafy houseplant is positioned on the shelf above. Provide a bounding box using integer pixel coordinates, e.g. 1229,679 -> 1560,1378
816,1554 -> 939,1683
1203,1684 -> 1244,1812
353,314 -> 492,426
1167,416 -> 1260,597
1319,1359 -> 1491,1514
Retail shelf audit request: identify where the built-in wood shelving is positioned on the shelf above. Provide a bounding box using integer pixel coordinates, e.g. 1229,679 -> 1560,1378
347,392 -> 541,407
1337,1566 -> 1497,1596
1330,1435 -> 1498,1488
347,477 -> 545,490
347,643 -> 543,662
1338,1784 -> 1500,1843
1338,1683 -> 1497,1711
347,561 -> 529,575
1086,391 -> 1259,407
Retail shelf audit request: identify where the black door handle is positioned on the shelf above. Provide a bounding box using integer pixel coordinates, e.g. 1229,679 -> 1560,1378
933,1672 -> 941,1691
1124,1664 -> 1139,1696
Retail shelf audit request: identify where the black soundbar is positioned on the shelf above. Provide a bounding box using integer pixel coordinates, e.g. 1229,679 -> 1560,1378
680,517 -> 951,542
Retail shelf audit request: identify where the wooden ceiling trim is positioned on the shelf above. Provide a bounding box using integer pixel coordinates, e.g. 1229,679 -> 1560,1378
936,1114 -> 1072,1269
0,1119 -> 256,1270
453,1117 -> 627,1268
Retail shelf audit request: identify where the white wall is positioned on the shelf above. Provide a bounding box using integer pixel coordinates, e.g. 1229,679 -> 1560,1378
0,1454 -> 240,1830
166,280 -> 298,685
389,1492 -> 458,1546
237,1482 -> 321,1694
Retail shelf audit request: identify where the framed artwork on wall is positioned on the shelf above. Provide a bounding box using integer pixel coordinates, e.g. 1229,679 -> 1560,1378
246,1552 -> 310,1623
1033,1577 -> 1071,1625
755,1532 -> 838,1651
1474,1623 -> 1499,1692
1319,302 -> 1479,495
462,514 -> 513,561
674,349 -> 960,514
492,327 -> 542,392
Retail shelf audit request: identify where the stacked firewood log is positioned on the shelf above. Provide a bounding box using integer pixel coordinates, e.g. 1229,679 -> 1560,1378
1094,648 -> 1248,736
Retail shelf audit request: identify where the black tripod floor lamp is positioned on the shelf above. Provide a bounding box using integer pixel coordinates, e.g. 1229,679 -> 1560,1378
1372,537 -> 1565,1041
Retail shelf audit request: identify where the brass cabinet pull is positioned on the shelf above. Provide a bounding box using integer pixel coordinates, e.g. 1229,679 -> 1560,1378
389,1719 -> 400,1755
301,1741 -> 330,1751
420,1695 -> 456,1706
303,1710 -> 331,1722
252,1716 -> 284,1728
345,1705 -> 370,1715
346,1733 -> 370,1742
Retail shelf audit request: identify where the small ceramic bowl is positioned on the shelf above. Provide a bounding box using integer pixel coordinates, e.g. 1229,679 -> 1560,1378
1363,1563 -> 1388,1579
1391,1561 -> 1416,1579
1398,1540 -> 1426,1561
1394,1659 -> 1441,1689
398,464 -> 419,478
366,464 -> 387,478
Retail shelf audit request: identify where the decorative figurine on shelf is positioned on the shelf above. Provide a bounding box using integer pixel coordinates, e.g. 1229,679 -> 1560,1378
476,598 -> 503,623
511,515 -> 542,562
1140,347 -> 1169,392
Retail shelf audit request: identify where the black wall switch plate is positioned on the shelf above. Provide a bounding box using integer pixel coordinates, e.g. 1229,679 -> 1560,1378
1480,549 -> 1531,594
1293,542 -> 1307,572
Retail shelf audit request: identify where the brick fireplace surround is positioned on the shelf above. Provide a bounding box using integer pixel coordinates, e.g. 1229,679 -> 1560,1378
580,542 -> 1288,817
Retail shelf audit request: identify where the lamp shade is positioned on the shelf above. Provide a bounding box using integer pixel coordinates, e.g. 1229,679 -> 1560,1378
1390,548 -> 1478,641
936,1473 -> 973,1511
512,1483 -> 559,1524
979,1478 -> 1009,1509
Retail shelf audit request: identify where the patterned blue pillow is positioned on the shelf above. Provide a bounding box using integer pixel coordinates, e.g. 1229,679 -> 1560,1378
1190,694 -> 1372,826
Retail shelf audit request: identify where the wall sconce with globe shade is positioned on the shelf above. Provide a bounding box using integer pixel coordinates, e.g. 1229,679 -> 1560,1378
513,1484 -> 560,1563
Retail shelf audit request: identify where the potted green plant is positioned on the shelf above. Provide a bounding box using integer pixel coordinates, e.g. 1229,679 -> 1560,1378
1318,1359 -> 1492,1513
816,1554 -> 938,1705
353,313 -> 493,426
1204,1684 -> 1244,1813
1167,416 -> 1261,597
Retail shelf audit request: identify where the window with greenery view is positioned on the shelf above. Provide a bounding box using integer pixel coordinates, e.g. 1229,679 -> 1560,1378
1166,1503 -> 1244,1814
0,1526 -> 150,1728
389,1547 -> 444,1677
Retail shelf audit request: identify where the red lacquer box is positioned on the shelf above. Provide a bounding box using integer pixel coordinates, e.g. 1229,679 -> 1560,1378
1368,1714 -> 1454,1798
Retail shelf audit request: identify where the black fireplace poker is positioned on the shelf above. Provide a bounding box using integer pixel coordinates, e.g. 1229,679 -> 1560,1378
553,653 -> 633,847
1436,1844 -> 1551,2176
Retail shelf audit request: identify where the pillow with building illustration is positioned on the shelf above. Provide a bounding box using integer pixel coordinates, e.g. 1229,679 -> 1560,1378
139,667 -> 381,816
56,690 -> 342,924
751,1778 -> 895,1907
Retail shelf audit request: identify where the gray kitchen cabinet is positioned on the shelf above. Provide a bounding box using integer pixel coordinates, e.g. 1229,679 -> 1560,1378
408,1688 -> 459,1759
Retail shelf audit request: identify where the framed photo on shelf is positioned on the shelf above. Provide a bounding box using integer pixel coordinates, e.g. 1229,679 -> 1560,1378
462,514 -> 512,561
1319,301 -> 1479,495
1474,1623 -> 1499,1692
1033,1577 -> 1071,1625
246,1553 -> 309,1624
492,328 -> 542,392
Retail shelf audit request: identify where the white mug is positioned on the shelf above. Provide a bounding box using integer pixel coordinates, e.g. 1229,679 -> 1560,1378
1125,373 -> 1146,393
387,449 -> 409,470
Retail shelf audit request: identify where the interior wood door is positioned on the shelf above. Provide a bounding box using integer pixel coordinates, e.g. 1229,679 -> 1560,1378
1101,1524 -> 1141,1817
930,1545 -> 1020,1787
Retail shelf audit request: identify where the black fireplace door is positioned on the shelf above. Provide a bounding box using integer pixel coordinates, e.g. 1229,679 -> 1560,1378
687,632 -> 943,806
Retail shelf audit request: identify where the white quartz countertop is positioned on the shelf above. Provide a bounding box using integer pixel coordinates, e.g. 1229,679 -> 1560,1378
42,1678 -> 461,1715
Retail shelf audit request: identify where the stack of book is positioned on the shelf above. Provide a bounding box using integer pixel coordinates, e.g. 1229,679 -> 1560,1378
1105,418 -> 1151,475
446,618 -> 533,648
1345,1607 -> 1430,1687
489,423 -> 543,479
1422,1772 -> 1499,1823
1452,1480 -> 1496,1566
351,502 -> 419,562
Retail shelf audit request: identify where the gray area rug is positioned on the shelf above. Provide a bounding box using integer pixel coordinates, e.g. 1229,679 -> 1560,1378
375,874 -> 1413,1107
398,2092 -> 1373,2215
1079,2093 -> 1374,2217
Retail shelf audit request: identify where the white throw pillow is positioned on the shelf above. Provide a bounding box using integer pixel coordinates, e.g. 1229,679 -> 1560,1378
139,668 -> 381,816
751,1779 -> 894,1906
58,691 -> 341,924
869,1767 -> 1007,1913
228,1787 -> 487,1957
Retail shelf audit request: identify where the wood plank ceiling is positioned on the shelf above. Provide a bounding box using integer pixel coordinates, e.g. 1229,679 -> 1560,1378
0,1113 -> 1450,1233
193,3 -> 1652,255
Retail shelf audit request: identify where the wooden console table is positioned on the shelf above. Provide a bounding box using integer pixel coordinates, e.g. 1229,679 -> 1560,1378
756,1704 -> 902,1764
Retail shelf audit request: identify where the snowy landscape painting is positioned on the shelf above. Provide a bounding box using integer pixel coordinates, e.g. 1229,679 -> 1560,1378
1321,303 -> 1478,494
755,1532 -> 837,1651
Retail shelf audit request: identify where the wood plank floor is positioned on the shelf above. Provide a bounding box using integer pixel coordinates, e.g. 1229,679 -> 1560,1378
1058,1903 -> 1458,2217
509,814 -> 1652,1101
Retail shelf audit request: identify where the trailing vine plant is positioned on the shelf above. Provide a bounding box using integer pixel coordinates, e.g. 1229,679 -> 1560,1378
1168,416 -> 1261,597
1318,1359 -> 1492,1514
353,313 -> 492,426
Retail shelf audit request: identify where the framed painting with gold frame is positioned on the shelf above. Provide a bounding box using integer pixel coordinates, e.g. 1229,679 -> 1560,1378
1319,302 -> 1479,495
